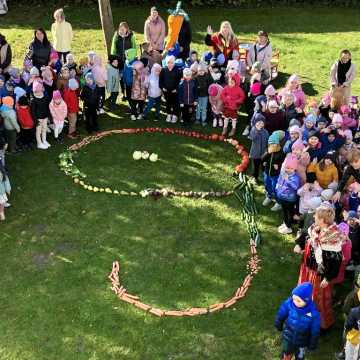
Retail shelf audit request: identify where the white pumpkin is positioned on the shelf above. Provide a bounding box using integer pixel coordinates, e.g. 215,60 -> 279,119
133,151 -> 142,160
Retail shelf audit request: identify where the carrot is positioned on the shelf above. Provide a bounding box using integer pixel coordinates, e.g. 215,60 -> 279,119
133,301 -> 151,311
165,15 -> 184,50
149,308 -> 164,317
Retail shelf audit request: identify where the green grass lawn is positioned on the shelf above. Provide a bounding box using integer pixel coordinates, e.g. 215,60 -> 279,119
1,5 -> 359,360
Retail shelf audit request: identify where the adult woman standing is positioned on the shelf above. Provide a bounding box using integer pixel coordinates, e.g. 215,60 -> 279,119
144,7 -> 166,53
25,28 -> 52,70
111,22 -> 136,99
330,49 -> 356,104
205,21 -> 238,63
51,8 -> 73,63
295,205 -> 344,330
247,30 -> 272,81
0,33 -> 12,77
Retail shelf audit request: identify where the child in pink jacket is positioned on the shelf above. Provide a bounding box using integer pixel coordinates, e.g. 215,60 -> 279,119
297,172 -> 323,215
333,222 -> 352,285
208,83 -> 223,128
92,55 -> 107,114
49,90 -> 68,140
340,105 -> 357,129
279,74 -> 306,110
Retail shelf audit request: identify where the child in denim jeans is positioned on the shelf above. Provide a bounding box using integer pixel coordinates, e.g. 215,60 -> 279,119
262,130 -> 285,211
195,62 -> 212,126
143,63 -> 162,121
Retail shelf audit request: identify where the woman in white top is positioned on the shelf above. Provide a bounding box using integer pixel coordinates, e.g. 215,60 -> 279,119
247,30 -> 272,81
51,8 -> 73,63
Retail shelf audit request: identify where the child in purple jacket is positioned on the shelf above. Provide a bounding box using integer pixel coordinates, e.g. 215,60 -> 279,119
276,154 -> 301,235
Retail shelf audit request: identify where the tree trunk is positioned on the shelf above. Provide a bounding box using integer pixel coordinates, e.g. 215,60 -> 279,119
98,0 -> 114,55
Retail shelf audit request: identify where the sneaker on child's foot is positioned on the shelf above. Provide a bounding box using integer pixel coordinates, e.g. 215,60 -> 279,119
131,115 -> 137,121
242,126 -> 250,136
212,119 -> 217,128
278,223 -> 287,231
137,114 -> 143,120
99,108 -> 105,114
43,141 -> 51,148
154,118 -> 159,122
171,115 -> 177,123
271,203 -> 282,211
37,143 -> 47,150
262,197 -> 272,206
166,114 -> 172,123
4,202 -> 11,208
278,225 -> 293,235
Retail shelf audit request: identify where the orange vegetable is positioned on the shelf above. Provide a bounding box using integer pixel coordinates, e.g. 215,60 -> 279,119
165,15 -> 184,50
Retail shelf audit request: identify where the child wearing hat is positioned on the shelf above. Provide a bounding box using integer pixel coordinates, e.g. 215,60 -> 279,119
283,125 -> 302,154
306,131 -> 325,162
262,130 -> 285,210
159,55 -> 182,124
281,91 -> 302,128
0,149 -> 11,221
143,63 -> 162,121
335,274 -> 360,360
49,90 -> 67,141
92,55 -> 107,114
248,115 -> 269,182
302,114 -> 317,144
208,83 -> 223,128
106,55 -> 120,108
63,78 -> 79,138
264,99 -> 287,135
30,80 -> 51,149
339,130 -> 356,166
220,73 -> 246,137
16,96 -> 35,149
307,152 -> 338,190
0,96 -> 20,153
80,73 -> 99,133
275,154 -> 301,234
297,172 -> 323,216
130,60 -> 148,121
345,210 -> 360,272
279,74 -> 306,110
195,62 -> 212,126
287,139 -> 310,185
275,282 -> 320,360
178,68 -> 198,126
340,105 -> 357,130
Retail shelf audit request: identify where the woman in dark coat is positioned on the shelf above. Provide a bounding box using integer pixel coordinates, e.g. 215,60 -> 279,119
25,28 -> 52,70
0,33 -> 12,78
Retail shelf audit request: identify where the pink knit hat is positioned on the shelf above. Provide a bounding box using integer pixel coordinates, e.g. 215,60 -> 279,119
264,85 -> 276,96
332,113 -> 343,124
208,84 -> 219,97
321,94 -> 331,107
250,82 -> 262,96
292,139 -> 305,151
32,80 -> 44,93
284,154 -> 298,170
340,105 -> 350,114
52,90 -> 62,101
288,74 -> 299,83
50,50 -> 59,61
337,222 -> 349,237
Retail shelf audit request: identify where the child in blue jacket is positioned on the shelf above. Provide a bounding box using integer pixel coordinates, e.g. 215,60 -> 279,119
276,154 -> 301,234
275,282 -> 320,360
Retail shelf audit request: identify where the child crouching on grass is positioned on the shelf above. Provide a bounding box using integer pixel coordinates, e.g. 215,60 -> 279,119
275,282 -> 320,360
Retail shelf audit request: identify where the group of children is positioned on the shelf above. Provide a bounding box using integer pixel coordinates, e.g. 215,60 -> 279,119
2,22 -> 360,359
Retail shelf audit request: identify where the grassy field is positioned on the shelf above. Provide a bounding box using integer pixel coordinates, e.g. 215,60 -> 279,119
1,5 -> 360,360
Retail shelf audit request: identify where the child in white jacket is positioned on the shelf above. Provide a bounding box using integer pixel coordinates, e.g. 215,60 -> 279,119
143,63 -> 162,121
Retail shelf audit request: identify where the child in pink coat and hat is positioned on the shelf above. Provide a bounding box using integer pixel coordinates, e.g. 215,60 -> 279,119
49,90 -> 68,140
279,74 -> 306,110
340,105 -> 357,129
208,83 -> 223,128
92,55 -> 107,114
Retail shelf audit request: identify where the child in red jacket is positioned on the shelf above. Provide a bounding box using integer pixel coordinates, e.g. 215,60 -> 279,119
16,95 -> 35,149
63,78 -> 80,139
220,73 -> 245,137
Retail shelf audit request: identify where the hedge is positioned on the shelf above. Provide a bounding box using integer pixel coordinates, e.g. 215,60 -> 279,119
10,0 -> 360,6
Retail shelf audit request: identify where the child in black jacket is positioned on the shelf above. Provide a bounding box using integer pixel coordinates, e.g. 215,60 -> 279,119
30,80 -> 50,150
80,73 -> 99,133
